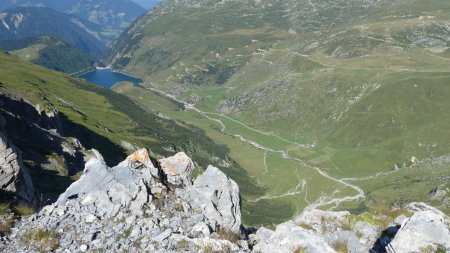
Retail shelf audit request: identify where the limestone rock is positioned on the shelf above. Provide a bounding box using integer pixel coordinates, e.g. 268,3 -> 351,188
56,153 -> 153,218
120,141 -> 139,151
188,165 -> 241,233
251,221 -> 336,253
0,149 -> 246,252
154,228 -> 172,242
159,152 -> 194,187
0,132 -> 37,208
387,202 -> 450,253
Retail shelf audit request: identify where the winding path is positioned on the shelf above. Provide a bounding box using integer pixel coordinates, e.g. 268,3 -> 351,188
142,85 -> 368,211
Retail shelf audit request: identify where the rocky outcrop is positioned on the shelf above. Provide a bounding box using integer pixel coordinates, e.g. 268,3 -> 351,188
387,202 -> 450,253
0,149 -> 243,252
1,148 -> 449,252
0,94 -> 95,202
251,203 -> 450,253
251,209 -> 376,253
159,152 -> 194,187
0,132 -> 37,208
181,165 -> 241,233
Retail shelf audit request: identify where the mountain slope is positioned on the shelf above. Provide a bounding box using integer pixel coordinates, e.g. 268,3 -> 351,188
133,0 -> 163,10
0,51 -> 262,212
107,0 -> 450,221
0,7 -> 106,56
0,36 -> 95,73
0,0 -> 146,41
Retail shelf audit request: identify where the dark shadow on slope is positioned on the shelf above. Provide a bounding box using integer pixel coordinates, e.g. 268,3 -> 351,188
0,94 -> 126,204
58,112 -> 127,166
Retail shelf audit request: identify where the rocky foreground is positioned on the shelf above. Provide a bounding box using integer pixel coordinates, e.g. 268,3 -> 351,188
1,148 -> 449,252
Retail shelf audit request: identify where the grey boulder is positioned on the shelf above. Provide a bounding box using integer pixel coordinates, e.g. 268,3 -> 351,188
387,202 -> 450,253
188,165 -> 241,233
159,152 -> 194,187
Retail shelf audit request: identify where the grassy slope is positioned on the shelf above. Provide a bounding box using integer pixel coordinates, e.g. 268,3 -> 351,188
109,0 -> 450,221
0,51 -> 264,218
0,36 -> 95,74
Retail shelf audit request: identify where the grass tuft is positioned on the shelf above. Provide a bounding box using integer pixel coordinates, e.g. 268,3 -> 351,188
293,246 -> 307,253
14,205 -> 35,216
21,228 -> 60,251
216,229 -> 240,244
332,240 -> 349,253
175,239 -> 189,251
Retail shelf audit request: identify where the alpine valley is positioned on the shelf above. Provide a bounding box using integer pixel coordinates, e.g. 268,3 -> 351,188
0,0 -> 449,252
109,0 -> 450,225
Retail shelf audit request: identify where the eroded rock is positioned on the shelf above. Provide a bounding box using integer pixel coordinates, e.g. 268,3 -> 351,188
387,203 -> 450,253
0,133 -> 37,208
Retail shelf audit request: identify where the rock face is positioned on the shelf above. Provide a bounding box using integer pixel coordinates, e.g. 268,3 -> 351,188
387,202 -> 450,253
251,221 -> 336,253
0,148 -> 243,252
159,152 -> 194,187
184,165 -> 241,233
251,209 -> 375,253
0,94 -> 94,203
0,132 -> 37,208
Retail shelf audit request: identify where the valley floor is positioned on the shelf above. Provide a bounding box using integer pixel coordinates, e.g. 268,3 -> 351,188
114,81 -> 449,225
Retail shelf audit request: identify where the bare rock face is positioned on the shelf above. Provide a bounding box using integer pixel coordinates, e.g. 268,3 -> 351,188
187,165 -> 242,233
1,149 -> 243,252
251,221 -> 336,253
387,202 -> 450,253
0,132 -> 37,208
159,152 -> 194,187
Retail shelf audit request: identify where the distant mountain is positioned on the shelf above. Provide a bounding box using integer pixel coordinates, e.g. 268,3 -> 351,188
0,0 -> 146,41
132,0 -> 163,9
0,7 -> 106,56
0,36 -> 95,73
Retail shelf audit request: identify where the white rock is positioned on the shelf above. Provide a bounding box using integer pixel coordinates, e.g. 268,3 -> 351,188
130,227 -> 141,238
252,221 -> 336,253
387,203 -> 450,253
190,222 -> 211,237
80,244 -> 88,252
85,214 -> 97,223
154,229 -> 172,242
188,166 -> 241,233
159,152 -> 194,187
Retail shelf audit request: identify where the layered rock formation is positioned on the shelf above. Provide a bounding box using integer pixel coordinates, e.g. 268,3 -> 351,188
0,148 -> 449,252
0,94 -> 98,203
0,132 -> 37,208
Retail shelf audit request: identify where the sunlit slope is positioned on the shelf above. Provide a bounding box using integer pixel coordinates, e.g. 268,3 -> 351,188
108,0 -> 450,221
0,51 -> 249,179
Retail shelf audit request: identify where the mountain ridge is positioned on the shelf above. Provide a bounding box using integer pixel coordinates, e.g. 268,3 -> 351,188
0,6 -> 106,56
0,36 -> 95,73
0,0 -> 146,41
